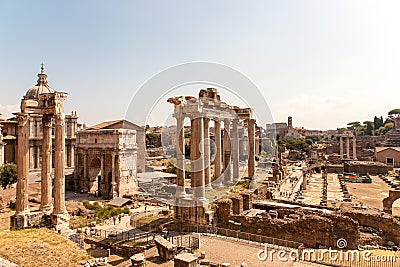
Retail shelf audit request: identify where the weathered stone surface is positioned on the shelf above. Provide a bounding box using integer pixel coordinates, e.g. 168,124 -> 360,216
174,253 -> 198,267
0,257 -> 18,267
155,236 -> 176,261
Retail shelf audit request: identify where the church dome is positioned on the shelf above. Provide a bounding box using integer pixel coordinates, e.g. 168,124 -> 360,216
24,64 -> 55,100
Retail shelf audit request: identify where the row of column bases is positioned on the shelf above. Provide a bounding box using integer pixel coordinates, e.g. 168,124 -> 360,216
174,116 -> 256,202
13,112 -> 69,229
339,135 -> 357,160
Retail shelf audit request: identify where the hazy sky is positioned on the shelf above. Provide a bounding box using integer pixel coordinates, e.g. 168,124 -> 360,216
1,1 -> 400,130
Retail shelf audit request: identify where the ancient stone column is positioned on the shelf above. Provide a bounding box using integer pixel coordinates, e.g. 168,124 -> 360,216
352,136 -> 357,160
232,119 -> 240,181
40,114 -> 53,212
223,119 -> 232,184
15,113 -> 30,215
203,118 -> 212,190
83,150 -> 88,191
111,152 -> 117,198
346,136 -> 350,159
100,151 -> 105,195
29,146 -> 35,170
248,119 -> 256,178
213,120 -> 222,187
175,115 -> 186,197
70,145 -> 74,167
339,136 -> 343,159
53,113 -> 67,215
255,136 -> 260,156
190,117 -> 205,201
35,145 -> 40,169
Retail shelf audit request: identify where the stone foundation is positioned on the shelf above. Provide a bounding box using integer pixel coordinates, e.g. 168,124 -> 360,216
51,213 -> 70,231
10,211 -> 51,230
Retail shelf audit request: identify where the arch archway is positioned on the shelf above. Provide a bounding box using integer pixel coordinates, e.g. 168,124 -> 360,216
88,157 -> 101,194
383,190 -> 400,214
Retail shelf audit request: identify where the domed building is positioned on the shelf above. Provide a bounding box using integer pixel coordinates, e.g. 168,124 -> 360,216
0,65 -> 80,171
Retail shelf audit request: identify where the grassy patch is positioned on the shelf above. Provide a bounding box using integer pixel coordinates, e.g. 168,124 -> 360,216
0,228 -> 91,267
82,200 -> 130,219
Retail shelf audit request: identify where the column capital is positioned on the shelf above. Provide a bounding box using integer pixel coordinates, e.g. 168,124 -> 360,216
17,113 -> 29,126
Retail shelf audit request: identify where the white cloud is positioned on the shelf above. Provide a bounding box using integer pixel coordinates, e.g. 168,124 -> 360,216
0,104 -> 19,119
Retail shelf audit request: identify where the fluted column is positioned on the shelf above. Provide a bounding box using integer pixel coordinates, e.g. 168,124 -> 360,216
53,113 -> 67,215
40,114 -> 52,212
248,119 -> 256,178
175,115 -> 186,197
213,120 -> 222,187
339,136 -> 343,159
352,136 -> 357,160
15,113 -> 30,215
346,136 -> 350,159
232,119 -> 240,181
190,117 -> 205,200
203,118 -> 212,190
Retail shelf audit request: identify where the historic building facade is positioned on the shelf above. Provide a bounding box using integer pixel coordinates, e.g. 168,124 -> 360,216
69,120 -> 144,198
0,70 -> 79,171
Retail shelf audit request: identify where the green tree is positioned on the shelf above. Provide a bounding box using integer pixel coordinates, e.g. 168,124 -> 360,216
280,136 -> 310,154
388,108 -> 400,119
363,121 -> 374,136
373,116 -> 383,130
0,163 -> 17,189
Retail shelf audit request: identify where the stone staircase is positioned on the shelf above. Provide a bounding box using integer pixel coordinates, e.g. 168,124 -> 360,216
383,127 -> 400,147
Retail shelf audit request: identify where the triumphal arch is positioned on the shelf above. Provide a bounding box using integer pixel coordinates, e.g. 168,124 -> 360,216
10,66 -> 69,230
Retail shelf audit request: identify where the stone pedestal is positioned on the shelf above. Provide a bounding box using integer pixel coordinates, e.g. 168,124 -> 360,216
51,213 -> 70,231
130,253 -> 146,267
10,214 -> 29,230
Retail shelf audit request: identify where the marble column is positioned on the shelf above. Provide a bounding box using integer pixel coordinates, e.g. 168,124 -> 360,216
15,113 -> 30,215
190,117 -> 205,200
175,115 -> 186,197
53,113 -> 67,215
352,136 -> 357,160
232,119 -> 240,181
213,120 -> 222,187
248,119 -> 256,178
223,119 -> 232,184
203,118 -> 212,190
40,114 -> 52,212
339,136 -> 343,159
346,136 -> 350,159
